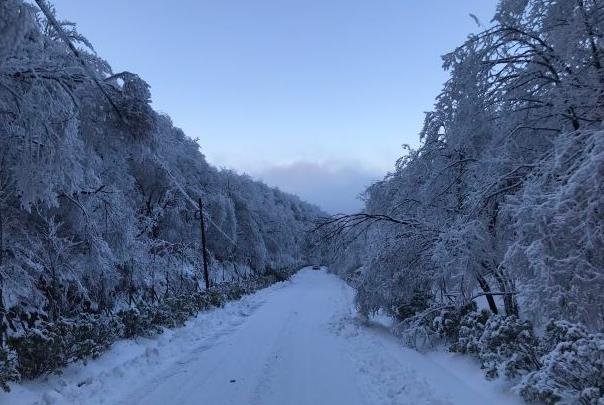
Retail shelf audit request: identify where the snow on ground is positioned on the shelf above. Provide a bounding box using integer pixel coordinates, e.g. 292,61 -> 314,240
1,268 -> 521,405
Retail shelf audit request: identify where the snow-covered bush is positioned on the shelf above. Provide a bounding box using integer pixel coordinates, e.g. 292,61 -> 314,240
0,272 -> 286,390
393,303 -> 482,351
539,320 -> 591,355
117,307 -> 164,339
478,315 -> 541,380
8,323 -> 67,379
0,346 -> 19,392
517,329 -> 604,404
7,314 -> 120,379
394,288 -> 432,322
396,322 -> 438,352
264,266 -> 293,283
430,302 -> 481,342
64,315 -> 122,362
449,307 -> 490,355
396,302 -> 493,354
445,312 -> 541,381
163,294 -> 202,324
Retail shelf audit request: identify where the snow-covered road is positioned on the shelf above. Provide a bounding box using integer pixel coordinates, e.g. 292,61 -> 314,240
4,268 -> 520,405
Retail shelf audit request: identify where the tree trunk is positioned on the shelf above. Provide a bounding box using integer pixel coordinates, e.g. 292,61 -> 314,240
476,274 -> 498,314
492,267 -> 518,316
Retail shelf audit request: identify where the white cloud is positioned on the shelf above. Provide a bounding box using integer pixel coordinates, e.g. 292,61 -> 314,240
253,161 -> 383,214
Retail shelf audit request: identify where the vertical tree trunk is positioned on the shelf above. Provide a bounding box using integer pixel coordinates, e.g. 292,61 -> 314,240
476,274 -> 498,314
492,268 -> 518,316
486,201 -> 519,316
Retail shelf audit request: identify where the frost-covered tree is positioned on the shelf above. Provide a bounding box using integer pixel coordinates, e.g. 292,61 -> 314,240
317,0 -> 603,398
0,0 -> 323,353
321,0 -> 603,332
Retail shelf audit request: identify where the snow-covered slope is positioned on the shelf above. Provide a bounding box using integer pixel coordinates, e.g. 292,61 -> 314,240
3,268 -> 520,405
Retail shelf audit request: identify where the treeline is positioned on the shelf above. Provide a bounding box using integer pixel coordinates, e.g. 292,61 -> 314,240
0,0 -> 322,389
320,0 -> 603,403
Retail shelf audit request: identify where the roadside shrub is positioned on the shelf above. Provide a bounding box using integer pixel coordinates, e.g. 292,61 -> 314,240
150,304 -> 177,329
8,324 -> 67,379
396,323 -> 438,352
478,315 -> 541,379
117,306 -> 162,339
398,310 -> 603,403
0,346 -> 20,392
449,308 -> 490,355
63,315 -> 122,362
163,294 -> 200,327
190,291 -> 213,311
395,289 -> 432,322
223,284 -> 245,301
1,273 -> 284,391
206,289 -> 227,308
517,322 -> 603,404
396,302 -> 483,351
6,314 -> 123,382
398,307 -> 548,385
539,320 -> 590,354
430,302 -> 484,342
264,267 -> 290,283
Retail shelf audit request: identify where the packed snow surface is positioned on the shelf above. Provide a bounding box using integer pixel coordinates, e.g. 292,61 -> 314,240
3,268 -> 520,404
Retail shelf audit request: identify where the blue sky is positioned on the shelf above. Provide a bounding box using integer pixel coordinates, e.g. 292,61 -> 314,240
52,0 -> 497,213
